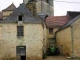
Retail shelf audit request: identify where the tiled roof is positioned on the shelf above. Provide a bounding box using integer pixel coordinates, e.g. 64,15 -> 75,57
0,12 -> 3,20
46,16 -> 69,28
0,3 -> 41,23
56,15 -> 80,32
2,3 -> 16,11
67,11 -> 80,20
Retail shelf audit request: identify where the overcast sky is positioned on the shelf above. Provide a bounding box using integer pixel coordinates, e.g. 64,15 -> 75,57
0,0 -> 80,16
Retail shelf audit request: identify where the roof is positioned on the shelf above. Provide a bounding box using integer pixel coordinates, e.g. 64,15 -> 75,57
56,15 -> 80,32
46,16 -> 69,28
2,3 -> 16,11
0,12 -> 3,20
67,11 -> 80,20
38,13 -> 48,22
0,3 -> 41,23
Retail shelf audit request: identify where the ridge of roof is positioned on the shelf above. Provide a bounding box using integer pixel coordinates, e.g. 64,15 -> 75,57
0,3 -> 41,23
2,3 -> 16,11
56,15 -> 80,32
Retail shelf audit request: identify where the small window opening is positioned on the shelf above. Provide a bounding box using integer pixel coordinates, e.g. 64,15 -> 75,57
18,15 -> 22,21
49,28 -> 53,34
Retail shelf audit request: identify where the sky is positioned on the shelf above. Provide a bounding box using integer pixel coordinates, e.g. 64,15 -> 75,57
54,0 -> 80,16
0,0 -> 80,16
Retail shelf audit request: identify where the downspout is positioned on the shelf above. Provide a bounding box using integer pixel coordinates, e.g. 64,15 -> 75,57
55,30 -> 59,46
71,25 -> 74,58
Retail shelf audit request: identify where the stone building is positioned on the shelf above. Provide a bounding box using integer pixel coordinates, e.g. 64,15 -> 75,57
46,16 -> 69,49
1,0 -> 80,60
23,0 -> 54,16
0,12 -> 3,20
2,3 -> 16,19
0,3 -> 47,60
67,11 -> 80,20
56,14 -> 80,57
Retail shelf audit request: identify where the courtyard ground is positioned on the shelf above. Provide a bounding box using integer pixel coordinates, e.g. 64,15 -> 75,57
43,56 -> 80,60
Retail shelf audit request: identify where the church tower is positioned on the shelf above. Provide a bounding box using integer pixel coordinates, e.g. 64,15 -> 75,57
23,0 -> 29,4
23,0 -> 54,16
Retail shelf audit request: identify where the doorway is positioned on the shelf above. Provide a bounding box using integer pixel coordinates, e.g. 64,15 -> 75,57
21,56 -> 26,60
16,46 -> 26,60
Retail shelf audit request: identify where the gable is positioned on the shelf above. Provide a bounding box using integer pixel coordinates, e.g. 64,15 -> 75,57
2,3 -> 16,11
0,3 -> 41,24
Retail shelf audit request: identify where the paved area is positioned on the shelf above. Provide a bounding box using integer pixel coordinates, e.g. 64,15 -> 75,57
43,56 -> 80,60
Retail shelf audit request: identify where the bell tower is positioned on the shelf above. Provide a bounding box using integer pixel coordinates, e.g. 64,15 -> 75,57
23,0 -> 29,4
23,0 -> 54,16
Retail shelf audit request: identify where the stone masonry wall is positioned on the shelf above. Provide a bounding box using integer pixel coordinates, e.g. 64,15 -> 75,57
56,27 -> 72,56
36,1 -> 54,16
0,23 -> 43,60
72,18 -> 80,57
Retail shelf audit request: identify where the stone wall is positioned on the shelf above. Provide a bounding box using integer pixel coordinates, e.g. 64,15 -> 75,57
0,23 -> 44,60
56,27 -> 72,56
36,1 -> 54,16
46,28 -> 58,48
24,0 -> 54,16
72,18 -> 80,57
23,0 -> 29,4
47,28 -> 58,38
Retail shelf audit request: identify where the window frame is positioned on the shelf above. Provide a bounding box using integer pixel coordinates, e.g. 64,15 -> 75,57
17,26 -> 24,36
49,28 -> 53,34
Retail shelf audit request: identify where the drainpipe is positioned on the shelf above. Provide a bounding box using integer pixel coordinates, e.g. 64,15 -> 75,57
71,25 -> 74,58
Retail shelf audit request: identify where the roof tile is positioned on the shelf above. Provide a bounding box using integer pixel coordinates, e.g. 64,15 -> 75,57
46,16 -> 69,28
0,3 -> 41,23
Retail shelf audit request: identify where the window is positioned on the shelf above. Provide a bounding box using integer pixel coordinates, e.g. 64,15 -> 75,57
16,46 -> 26,56
17,26 -> 24,36
18,15 -> 22,21
49,28 -> 53,34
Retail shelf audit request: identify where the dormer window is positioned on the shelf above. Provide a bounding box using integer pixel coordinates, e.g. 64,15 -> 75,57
18,15 -> 23,21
